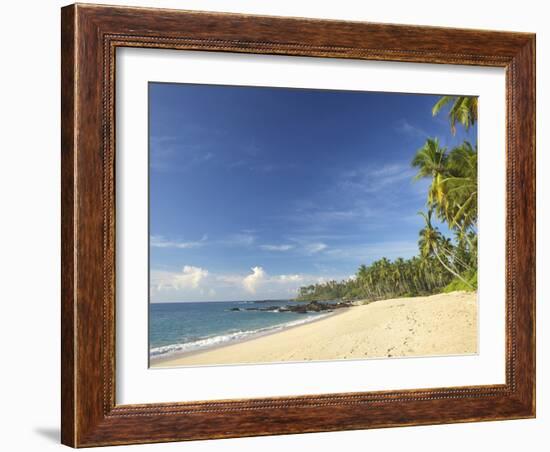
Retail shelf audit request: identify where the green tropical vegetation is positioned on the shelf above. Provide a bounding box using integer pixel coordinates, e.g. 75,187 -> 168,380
432,95 -> 478,134
296,95 -> 478,303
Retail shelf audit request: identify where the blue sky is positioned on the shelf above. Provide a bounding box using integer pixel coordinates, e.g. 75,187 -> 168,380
149,83 -> 476,302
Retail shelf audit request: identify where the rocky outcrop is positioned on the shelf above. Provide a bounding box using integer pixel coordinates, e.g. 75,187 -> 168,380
234,301 -> 353,314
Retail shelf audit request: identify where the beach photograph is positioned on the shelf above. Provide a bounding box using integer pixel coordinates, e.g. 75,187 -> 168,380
148,83 -> 478,367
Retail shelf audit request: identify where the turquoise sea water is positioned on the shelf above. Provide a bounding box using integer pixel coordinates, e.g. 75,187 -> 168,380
149,300 -> 333,360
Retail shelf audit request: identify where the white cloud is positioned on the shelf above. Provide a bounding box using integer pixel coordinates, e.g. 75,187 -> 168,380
150,266 -> 348,302
156,265 -> 209,291
242,266 -> 266,294
277,274 -> 303,282
149,128 -> 220,172
151,235 -> 207,249
395,119 -> 429,139
259,244 -> 295,251
339,163 -> 416,195
215,274 -> 242,285
305,242 -> 328,254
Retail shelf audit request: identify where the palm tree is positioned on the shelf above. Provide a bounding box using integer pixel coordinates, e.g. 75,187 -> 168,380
412,139 -> 478,236
411,138 -> 449,217
432,96 -> 478,134
411,138 -> 448,179
443,141 -> 478,233
418,209 -> 473,288
357,264 -> 368,280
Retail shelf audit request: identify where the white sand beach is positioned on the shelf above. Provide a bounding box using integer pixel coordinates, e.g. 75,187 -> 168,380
151,291 -> 477,367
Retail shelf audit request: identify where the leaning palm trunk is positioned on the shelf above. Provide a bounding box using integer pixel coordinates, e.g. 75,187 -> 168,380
452,220 -> 477,251
433,245 -> 473,289
439,245 -> 472,272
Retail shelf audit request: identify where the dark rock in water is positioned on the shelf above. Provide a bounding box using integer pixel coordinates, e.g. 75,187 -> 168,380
244,305 -> 280,312
283,301 -> 348,313
234,300 -> 353,314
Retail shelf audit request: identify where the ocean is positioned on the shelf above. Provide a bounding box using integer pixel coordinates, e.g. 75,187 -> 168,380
149,300 -> 335,361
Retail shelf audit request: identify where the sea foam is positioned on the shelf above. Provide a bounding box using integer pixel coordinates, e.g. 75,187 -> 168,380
150,313 -> 330,360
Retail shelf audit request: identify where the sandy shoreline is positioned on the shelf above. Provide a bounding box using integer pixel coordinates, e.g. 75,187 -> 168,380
150,308 -> 348,364
151,291 -> 477,367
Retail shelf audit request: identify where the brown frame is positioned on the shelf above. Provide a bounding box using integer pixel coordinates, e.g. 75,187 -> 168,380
61,3 -> 536,447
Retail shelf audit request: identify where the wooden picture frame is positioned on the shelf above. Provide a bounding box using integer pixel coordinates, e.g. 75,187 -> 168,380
61,3 -> 535,447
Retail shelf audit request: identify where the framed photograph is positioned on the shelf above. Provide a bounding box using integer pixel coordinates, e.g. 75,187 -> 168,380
61,3 -> 536,447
